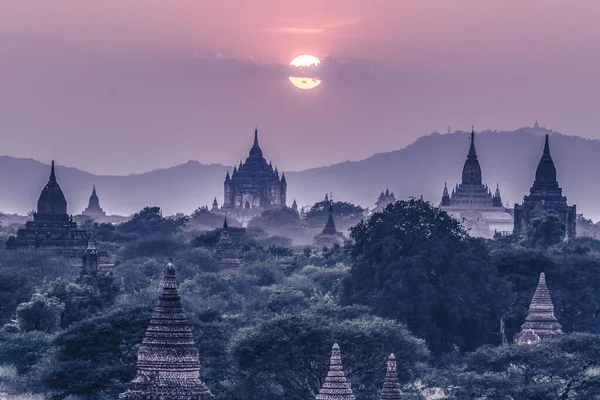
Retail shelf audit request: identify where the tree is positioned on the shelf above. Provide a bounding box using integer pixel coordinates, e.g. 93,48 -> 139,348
447,334 -> 600,399
118,206 -> 187,237
0,329 -> 52,374
248,208 -> 303,238
305,200 -> 365,230
230,309 -> 429,400
16,294 -> 65,333
523,214 -> 566,248
342,199 -> 513,354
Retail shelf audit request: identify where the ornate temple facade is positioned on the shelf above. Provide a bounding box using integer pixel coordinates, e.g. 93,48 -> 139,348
316,343 -> 355,400
82,185 -> 106,219
6,161 -> 89,256
221,128 -> 287,220
440,130 -> 513,238
374,189 -> 397,213
214,218 -> 241,269
314,204 -> 345,247
119,262 -> 214,400
514,272 -> 563,344
379,354 -> 404,400
513,134 -> 576,238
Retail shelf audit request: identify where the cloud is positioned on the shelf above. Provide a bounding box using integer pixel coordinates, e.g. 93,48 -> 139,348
263,18 -> 361,36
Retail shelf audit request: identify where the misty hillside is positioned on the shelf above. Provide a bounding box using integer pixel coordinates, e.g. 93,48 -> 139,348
1,124 -> 598,219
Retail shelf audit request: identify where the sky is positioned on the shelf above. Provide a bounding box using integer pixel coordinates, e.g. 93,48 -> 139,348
1,0 -> 600,175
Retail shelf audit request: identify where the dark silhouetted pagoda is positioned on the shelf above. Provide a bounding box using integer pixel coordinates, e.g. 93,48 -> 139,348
514,272 -> 563,344
314,204 -> 344,247
316,343 -> 355,400
6,161 -> 88,256
222,128 -> 287,219
439,129 -> 513,237
214,217 -> 241,269
82,185 -> 106,219
513,134 -> 576,238
379,353 -> 404,400
119,262 -> 214,400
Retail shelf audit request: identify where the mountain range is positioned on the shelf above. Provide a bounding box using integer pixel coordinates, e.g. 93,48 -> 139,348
1,123 -> 598,220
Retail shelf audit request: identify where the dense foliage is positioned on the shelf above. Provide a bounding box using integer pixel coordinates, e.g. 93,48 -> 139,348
2,201 -> 600,399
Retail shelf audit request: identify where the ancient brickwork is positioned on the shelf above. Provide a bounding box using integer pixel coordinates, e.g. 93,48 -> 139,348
316,343 -> 355,400
379,354 -> 404,400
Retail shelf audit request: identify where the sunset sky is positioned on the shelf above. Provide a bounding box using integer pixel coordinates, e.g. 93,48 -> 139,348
1,1 -> 599,174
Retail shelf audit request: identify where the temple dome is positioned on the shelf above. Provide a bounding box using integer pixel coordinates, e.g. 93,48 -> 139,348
461,130 -> 482,185
534,134 -> 558,185
37,161 -> 68,216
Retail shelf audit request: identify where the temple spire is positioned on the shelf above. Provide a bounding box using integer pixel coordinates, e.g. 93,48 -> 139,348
253,126 -> 259,148
315,343 -> 355,400
50,160 -> 57,182
468,127 -> 477,159
533,134 -> 558,186
461,128 -> 482,185
379,353 -> 404,400
92,185 -> 97,196
543,133 -> 550,155
514,272 -> 563,344
223,216 -> 228,229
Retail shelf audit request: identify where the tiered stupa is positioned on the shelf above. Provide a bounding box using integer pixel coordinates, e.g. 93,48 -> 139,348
379,354 -> 404,400
82,185 -> 107,219
6,161 -> 89,256
214,217 -> 241,269
314,204 -> 344,247
119,262 -> 214,400
513,134 -> 576,238
316,343 -> 355,400
514,272 -> 563,344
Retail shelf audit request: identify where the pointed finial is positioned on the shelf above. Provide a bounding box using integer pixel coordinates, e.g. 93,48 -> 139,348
223,216 -> 228,229
50,160 -> 57,182
92,185 -> 97,196
253,126 -> 259,147
467,127 -> 477,158
544,134 -> 550,155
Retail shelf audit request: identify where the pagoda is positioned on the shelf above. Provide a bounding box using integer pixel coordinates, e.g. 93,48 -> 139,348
214,217 -> 241,269
82,185 -> 107,219
119,262 -> 214,400
379,353 -> 404,400
6,161 -> 88,256
439,129 -> 513,238
222,128 -> 287,220
314,204 -> 344,247
315,343 -> 355,400
513,134 -> 576,238
374,189 -> 397,213
514,272 -> 563,344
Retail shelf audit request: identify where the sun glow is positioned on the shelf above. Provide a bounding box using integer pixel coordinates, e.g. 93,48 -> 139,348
288,54 -> 321,90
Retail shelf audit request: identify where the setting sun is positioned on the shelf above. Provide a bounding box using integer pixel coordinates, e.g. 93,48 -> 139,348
288,54 -> 321,90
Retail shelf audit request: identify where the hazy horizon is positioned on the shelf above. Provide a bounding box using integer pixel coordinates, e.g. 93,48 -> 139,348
1,1 -> 600,174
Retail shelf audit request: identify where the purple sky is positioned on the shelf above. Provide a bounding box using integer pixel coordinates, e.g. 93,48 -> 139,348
1,0 -> 599,174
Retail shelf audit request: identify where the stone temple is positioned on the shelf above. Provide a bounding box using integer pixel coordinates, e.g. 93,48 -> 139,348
514,272 -> 563,344
316,343 -> 355,400
314,204 -> 345,247
513,134 -> 576,238
439,129 -> 513,238
119,262 -> 214,400
214,217 -> 241,269
82,185 -> 106,219
221,128 -> 287,220
379,353 -> 404,400
374,189 -> 397,213
6,161 -> 89,256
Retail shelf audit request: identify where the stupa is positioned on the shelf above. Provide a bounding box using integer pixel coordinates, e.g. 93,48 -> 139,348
214,217 -> 241,269
379,353 -> 404,400
119,262 -> 214,399
316,343 -> 355,400
82,185 -> 106,219
514,272 -> 563,344
314,204 -> 344,247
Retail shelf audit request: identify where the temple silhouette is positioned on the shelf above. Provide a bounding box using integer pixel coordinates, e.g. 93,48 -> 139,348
82,185 -> 106,219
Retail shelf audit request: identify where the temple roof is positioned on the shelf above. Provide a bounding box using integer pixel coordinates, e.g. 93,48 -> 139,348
316,343 -> 355,400
119,262 -> 214,399
461,129 -> 482,185
379,354 -> 404,400
514,272 -> 563,344
37,161 -> 68,216
533,134 -> 558,186
321,204 -> 338,235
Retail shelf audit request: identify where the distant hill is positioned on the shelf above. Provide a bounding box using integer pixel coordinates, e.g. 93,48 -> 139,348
1,124 -> 598,219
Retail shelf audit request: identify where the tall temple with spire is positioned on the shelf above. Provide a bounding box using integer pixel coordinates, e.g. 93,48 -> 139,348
314,203 -> 345,247
316,343 -> 355,400
439,129 -> 513,238
221,128 -> 287,220
82,185 -> 106,219
513,134 -> 576,238
6,161 -> 89,256
119,262 -> 214,399
514,272 -> 563,344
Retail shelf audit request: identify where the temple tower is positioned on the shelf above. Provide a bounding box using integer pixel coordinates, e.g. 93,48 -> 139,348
379,354 -> 404,400
119,262 -> 214,400
214,218 -> 241,269
315,343 -> 355,400
82,185 -> 106,219
80,239 -> 99,276
514,272 -> 563,344
513,134 -> 576,238
314,204 -> 344,247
